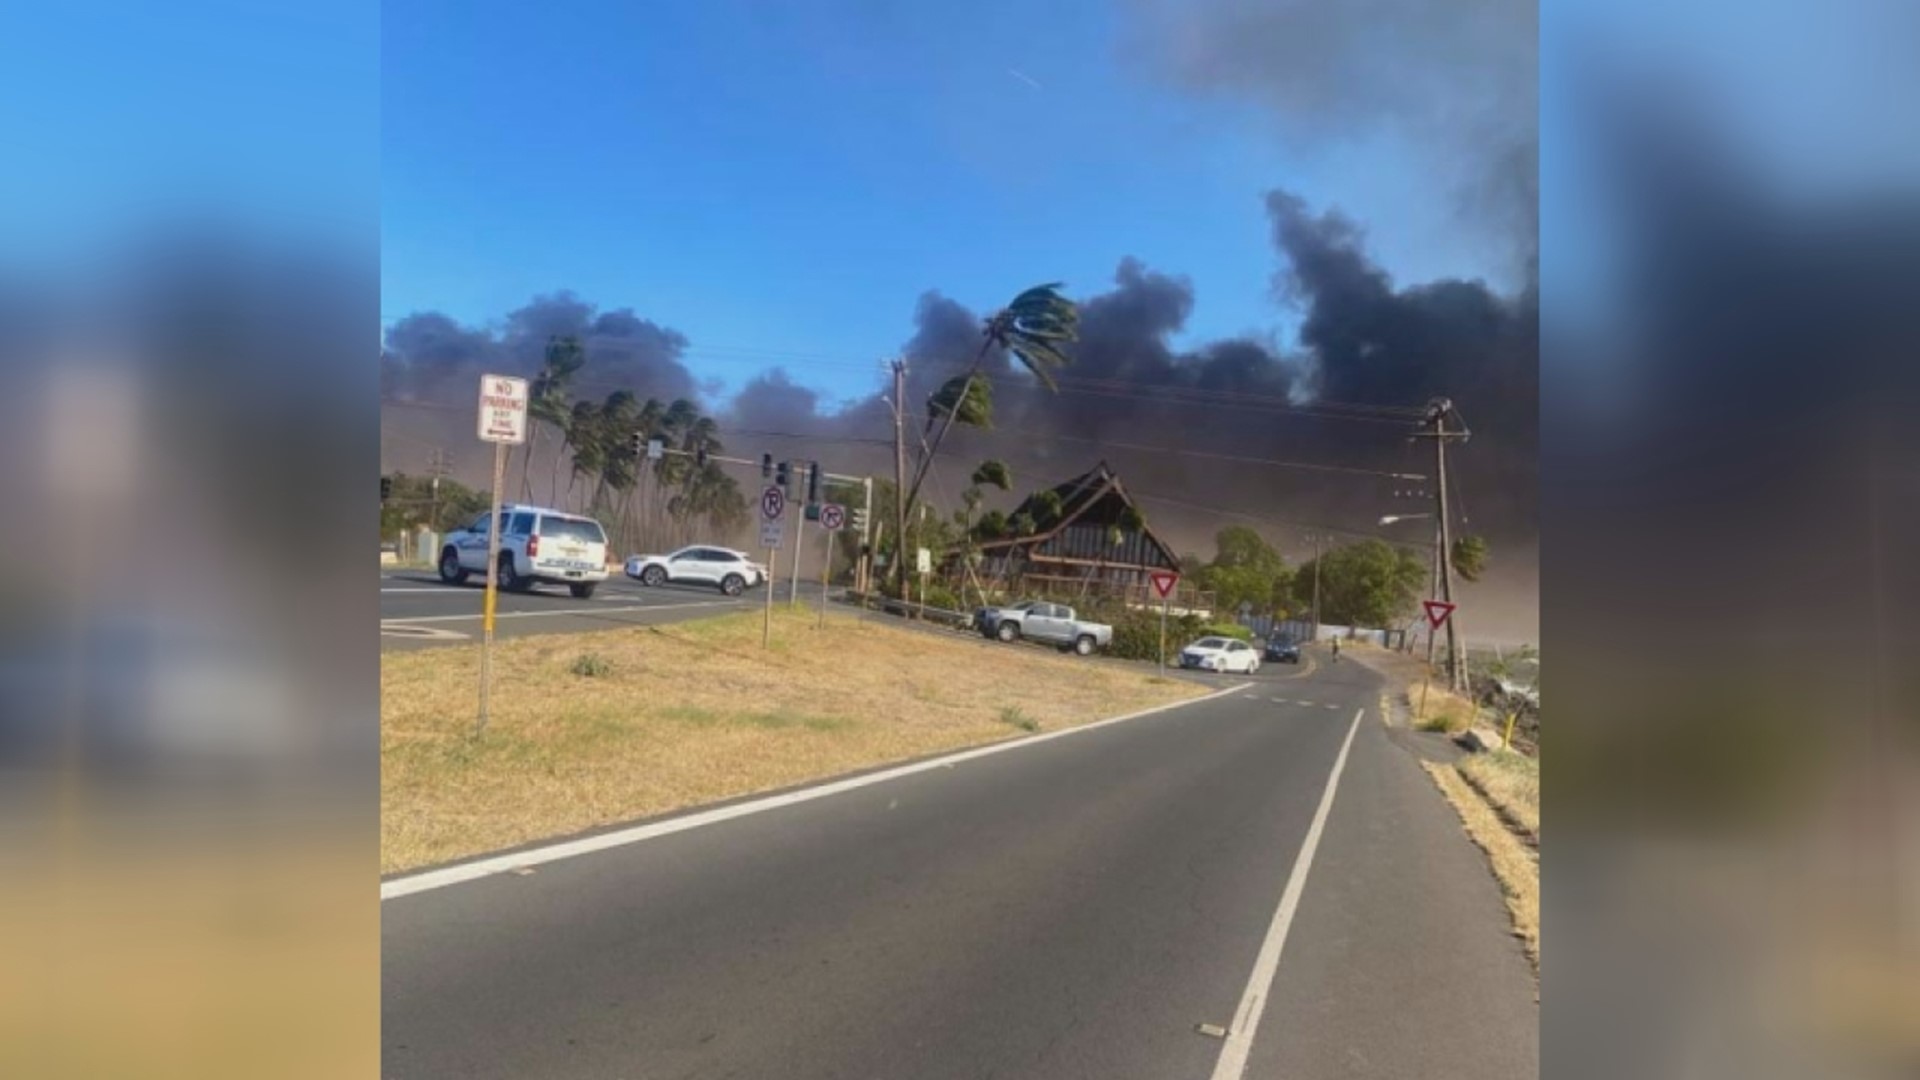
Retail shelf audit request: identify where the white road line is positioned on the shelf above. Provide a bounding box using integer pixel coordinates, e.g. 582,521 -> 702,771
382,600 -> 738,626
380,588 -> 470,594
1210,707 -> 1365,1080
381,682 -> 1254,901
1323,703 -> 1339,710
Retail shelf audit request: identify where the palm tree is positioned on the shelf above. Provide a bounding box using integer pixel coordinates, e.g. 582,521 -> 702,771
521,336 -> 586,501
952,460 -> 1012,607
563,399 -> 602,509
896,284 -> 1076,590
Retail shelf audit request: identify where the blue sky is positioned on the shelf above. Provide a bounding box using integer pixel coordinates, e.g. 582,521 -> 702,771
381,0 -> 1495,407
1,3 -> 378,268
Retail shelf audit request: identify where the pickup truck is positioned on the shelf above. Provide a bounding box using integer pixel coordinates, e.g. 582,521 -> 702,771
975,601 -> 1114,656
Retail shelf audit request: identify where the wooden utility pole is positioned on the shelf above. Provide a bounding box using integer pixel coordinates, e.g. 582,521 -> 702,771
1417,398 -> 1470,692
891,359 -> 909,600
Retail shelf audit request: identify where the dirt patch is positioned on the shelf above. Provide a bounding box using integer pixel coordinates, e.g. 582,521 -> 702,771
382,609 -> 1208,873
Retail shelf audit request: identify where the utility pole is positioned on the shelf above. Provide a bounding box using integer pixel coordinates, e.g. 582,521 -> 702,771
1416,398 -> 1470,692
891,359 -> 909,601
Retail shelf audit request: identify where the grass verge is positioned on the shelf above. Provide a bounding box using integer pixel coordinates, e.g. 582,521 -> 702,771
382,609 -> 1206,873
1422,760 -> 1540,974
1459,750 -> 1540,842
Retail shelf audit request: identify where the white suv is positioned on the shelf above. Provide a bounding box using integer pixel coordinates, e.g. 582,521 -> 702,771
625,546 -> 766,597
439,505 -> 611,598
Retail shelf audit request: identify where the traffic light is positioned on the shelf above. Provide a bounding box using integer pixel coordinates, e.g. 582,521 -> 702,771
850,506 -> 868,533
632,432 -> 645,457
696,446 -> 709,469
806,460 -> 821,505
774,460 -> 791,493
380,476 -> 392,502
761,452 -> 774,479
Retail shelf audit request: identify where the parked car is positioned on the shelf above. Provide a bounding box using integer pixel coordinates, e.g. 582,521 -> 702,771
1180,636 -> 1261,674
626,546 -> 767,597
439,505 -> 610,598
975,601 -> 1114,656
1263,636 -> 1301,664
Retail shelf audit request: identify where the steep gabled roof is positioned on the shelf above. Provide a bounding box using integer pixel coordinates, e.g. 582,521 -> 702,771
1005,460 -> 1118,528
974,461 -> 1180,569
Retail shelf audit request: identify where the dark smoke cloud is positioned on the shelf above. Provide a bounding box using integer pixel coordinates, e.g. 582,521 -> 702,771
381,292 -> 699,484
1119,0 -> 1537,270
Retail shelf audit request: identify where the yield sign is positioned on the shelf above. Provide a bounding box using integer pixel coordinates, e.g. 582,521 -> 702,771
1149,570 -> 1179,599
1422,600 -> 1456,629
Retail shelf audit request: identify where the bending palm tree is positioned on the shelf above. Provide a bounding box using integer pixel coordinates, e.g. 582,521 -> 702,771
521,336 -> 586,500
896,283 -> 1077,592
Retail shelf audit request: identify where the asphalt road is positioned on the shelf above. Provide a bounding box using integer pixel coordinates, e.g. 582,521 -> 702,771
382,655 -> 1537,1079
380,569 -> 826,650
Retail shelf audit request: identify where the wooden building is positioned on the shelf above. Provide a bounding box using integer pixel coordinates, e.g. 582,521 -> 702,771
960,462 -> 1183,601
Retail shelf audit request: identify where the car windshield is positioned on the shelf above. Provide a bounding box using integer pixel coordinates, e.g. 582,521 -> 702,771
1193,637 -> 1230,649
542,518 -> 607,545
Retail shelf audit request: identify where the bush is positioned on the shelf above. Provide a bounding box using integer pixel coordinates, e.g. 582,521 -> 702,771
570,653 -> 612,678
1105,608 -> 1204,663
999,706 -> 1040,733
1199,622 -> 1254,642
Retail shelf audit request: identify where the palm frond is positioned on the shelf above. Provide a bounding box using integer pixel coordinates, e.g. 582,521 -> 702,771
971,459 -> 1012,491
927,374 -> 993,429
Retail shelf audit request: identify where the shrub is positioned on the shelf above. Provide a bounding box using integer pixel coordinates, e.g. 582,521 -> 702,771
999,706 -> 1040,733
1199,622 -> 1254,642
1105,607 -> 1204,663
571,653 -> 612,678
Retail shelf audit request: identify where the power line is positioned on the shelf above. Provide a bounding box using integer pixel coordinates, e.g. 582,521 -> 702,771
380,396 -> 1423,481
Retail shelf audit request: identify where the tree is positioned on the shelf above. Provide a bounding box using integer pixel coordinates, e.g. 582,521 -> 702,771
1450,534 -> 1489,583
522,335 -> 586,500
1294,540 -> 1427,628
896,283 -> 1079,589
1196,526 -> 1292,619
951,460 -> 1013,606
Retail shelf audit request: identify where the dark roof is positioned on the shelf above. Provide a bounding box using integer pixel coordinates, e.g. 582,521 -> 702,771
973,461 -> 1178,568
1004,460 -> 1121,526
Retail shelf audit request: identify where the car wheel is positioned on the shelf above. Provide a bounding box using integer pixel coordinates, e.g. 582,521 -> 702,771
1073,634 -> 1095,656
1249,659 -> 1260,674
569,582 -> 597,600
438,548 -> 468,584
641,565 -> 666,587
498,554 -> 527,592
996,622 -> 1020,643
720,574 -> 745,597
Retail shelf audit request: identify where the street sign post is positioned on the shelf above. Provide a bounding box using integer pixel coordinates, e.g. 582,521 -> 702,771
475,374 -> 528,734
1149,570 -> 1180,670
761,483 -> 786,647
1416,600 -> 1458,723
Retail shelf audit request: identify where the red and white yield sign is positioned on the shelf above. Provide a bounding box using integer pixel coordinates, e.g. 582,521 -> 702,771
760,484 -> 787,522
1149,570 -> 1180,600
1422,599 -> 1457,629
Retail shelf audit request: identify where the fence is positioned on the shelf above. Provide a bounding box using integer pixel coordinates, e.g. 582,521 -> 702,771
1243,616 -> 1407,649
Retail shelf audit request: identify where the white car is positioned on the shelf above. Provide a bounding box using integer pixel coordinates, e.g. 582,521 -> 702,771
438,505 -> 610,598
1179,636 -> 1261,674
626,546 -> 767,597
